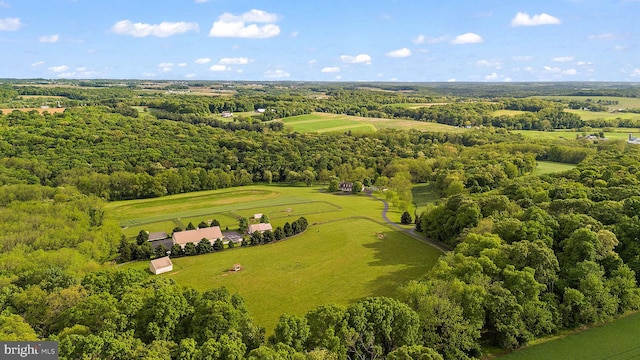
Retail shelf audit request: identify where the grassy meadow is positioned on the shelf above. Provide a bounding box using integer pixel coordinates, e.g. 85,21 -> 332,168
281,112 -> 467,134
513,129 -> 638,141
533,161 -> 576,175
112,184 -> 443,331
123,216 -> 440,332
498,311 -> 640,360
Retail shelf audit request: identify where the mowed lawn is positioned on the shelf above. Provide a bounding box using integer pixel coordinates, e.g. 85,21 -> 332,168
107,185 -> 400,237
498,311 -> 640,360
534,161 -> 576,175
513,129 -> 635,141
115,185 -> 443,332
281,112 -> 466,134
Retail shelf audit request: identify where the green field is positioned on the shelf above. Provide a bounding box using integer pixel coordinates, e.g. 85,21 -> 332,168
281,112 -> 467,133
114,185 -> 443,331
534,161 -> 577,175
566,109 -> 640,122
494,109 -> 529,116
498,312 -> 640,360
537,96 -> 640,110
123,217 -> 440,332
513,129 -> 638,141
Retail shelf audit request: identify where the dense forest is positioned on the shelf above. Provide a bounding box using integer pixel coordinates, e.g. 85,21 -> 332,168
2,81 -> 640,359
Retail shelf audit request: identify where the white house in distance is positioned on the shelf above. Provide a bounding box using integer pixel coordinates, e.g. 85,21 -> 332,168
248,223 -> 273,234
150,256 -> 173,275
172,226 -> 224,248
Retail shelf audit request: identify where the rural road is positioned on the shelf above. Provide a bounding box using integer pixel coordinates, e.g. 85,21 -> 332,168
367,192 -> 451,253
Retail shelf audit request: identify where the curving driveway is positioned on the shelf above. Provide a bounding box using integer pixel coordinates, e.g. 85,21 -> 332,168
368,192 -> 451,253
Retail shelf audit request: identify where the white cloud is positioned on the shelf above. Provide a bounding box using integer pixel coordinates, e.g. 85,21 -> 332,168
31,61 -> 44,67
178,63 -> 187,67
111,20 -> 199,37
485,73 -> 499,81
451,33 -> 483,44
0,17 -> 20,31
385,47 -> 412,58
511,12 -> 561,27
291,31 -> 299,37
562,68 -> 577,75
447,78 -> 456,82
158,62 -> 174,72
630,69 -> 640,77
39,34 -> 59,43
552,56 -> 574,62
321,67 -> 340,73
588,33 -> 614,40
265,69 -> 290,79
219,57 -> 250,65
412,34 -> 426,44
543,66 -> 561,73
335,75 -> 342,80
195,58 -> 211,64
476,59 -> 502,68
613,45 -> 626,51
0,1 -> 10,9
209,9 -> 280,38
210,64 -> 231,71
308,59 -> 317,65
49,65 -> 69,73
576,61 -> 592,66
185,73 -> 197,78
195,0 -> 209,3
513,55 -> 533,61
340,54 -> 372,64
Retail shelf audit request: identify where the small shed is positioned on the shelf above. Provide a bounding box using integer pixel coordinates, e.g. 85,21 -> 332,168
254,213 -> 263,219
232,264 -> 242,272
150,256 -> 173,275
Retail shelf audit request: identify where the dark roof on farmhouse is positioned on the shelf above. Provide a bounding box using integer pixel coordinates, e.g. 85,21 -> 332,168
148,231 -> 168,241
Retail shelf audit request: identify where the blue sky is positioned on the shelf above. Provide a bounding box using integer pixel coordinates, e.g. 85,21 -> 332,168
1,0 -> 639,81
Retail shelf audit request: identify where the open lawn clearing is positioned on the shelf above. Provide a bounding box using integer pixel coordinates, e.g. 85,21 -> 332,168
494,109 -> 530,116
123,217 -> 442,332
497,311 -> 640,360
534,161 -> 576,175
385,103 -> 449,109
110,185 -> 396,236
106,188 -> 281,224
536,96 -> 640,110
566,109 -> 640,121
514,129 -> 637,141
282,112 -> 467,133
412,184 -> 439,215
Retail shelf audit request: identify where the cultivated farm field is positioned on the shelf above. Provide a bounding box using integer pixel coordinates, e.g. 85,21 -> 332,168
114,185 -> 443,331
281,112 -> 467,133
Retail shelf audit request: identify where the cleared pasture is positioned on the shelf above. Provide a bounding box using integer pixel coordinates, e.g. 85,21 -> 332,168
566,109 -> 640,121
537,96 -> 640,110
281,112 -> 467,133
498,311 -> 640,360
533,161 -> 576,175
123,217 -> 441,332
513,129 -> 636,141
115,185 -> 444,331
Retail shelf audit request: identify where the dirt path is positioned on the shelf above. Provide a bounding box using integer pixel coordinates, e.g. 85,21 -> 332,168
368,192 -> 451,253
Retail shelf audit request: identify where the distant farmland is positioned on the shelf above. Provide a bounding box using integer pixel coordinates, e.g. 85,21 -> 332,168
281,112 -> 467,133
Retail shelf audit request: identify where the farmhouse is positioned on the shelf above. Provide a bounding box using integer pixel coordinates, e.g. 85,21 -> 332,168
339,182 -> 353,192
150,256 -> 173,275
173,226 -> 224,248
628,133 -> 640,145
248,223 -> 273,234
148,231 -> 168,242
